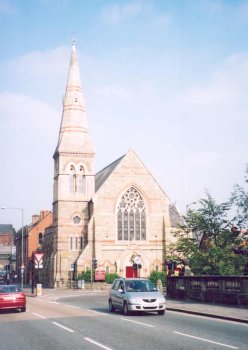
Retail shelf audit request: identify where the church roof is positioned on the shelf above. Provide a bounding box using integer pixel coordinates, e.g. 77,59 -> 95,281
169,204 -> 184,227
95,154 -> 125,192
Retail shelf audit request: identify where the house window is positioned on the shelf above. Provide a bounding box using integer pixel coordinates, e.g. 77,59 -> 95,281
38,233 -> 43,245
117,187 -> 146,241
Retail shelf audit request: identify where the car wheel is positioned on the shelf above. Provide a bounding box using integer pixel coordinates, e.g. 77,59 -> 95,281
157,310 -> 165,315
123,302 -> 129,315
20,307 -> 26,312
109,300 -> 115,312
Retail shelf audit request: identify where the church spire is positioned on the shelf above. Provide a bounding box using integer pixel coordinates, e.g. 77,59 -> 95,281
55,41 -> 94,155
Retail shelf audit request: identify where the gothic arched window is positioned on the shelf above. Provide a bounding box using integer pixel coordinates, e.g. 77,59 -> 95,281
69,164 -> 85,194
69,165 -> 76,193
117,187 -> 146,241
78,165 -> 85,194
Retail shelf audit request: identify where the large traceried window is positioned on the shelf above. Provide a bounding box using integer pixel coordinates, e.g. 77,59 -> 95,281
117,187 -> 146,241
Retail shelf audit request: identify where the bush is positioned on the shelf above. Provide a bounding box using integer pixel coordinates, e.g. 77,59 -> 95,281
105,273 -> 119,284
148,271 -> 166,287
77,270 -> 92,282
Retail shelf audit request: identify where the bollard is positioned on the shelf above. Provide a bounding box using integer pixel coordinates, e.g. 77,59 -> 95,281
36,283 -> 42,296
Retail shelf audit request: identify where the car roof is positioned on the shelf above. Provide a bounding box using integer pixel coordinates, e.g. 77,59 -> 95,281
115,278 -> 148,281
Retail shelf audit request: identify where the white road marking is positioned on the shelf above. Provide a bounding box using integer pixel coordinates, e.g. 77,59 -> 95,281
49,301 -> 60,304
32,312 -> 46,319
52,322 -> 75,333
174,331 -> 239,349
87,309 -> 105,315
64,304 -> 81,309
121,317 -> 155,328
84,337 -> 114,350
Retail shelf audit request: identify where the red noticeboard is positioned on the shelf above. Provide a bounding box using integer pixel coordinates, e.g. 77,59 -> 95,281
94,270 -> 106,281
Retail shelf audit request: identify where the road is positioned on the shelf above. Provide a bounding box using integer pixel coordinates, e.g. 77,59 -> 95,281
0,290 -> 247,350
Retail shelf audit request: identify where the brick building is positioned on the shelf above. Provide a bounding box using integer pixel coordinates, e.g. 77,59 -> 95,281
16,211 -> 52,284
0,224 -> 15,271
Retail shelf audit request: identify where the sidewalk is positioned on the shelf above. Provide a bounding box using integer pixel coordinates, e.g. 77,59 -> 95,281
166,298 -> 248,324
24,286 -> 248,324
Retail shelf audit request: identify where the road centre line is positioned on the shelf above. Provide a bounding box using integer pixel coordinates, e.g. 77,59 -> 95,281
52,322 -> 75,333
32,312 -> 46,319
174,331 -> 239,349
121,317 -> 155,328
84,337 -> 114,350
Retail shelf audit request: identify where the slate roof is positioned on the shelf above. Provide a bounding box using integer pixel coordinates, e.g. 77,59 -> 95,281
95,154 -> 125,192
0,224 -> 14,234
169,204 -> 184,228
95,154 -> 184,229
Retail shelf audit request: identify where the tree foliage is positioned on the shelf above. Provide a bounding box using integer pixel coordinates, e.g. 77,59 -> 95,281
171,190 -> 246,275
231,165 -> 248,228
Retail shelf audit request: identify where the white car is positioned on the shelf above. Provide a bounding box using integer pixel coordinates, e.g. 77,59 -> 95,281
108,278 -> 166,315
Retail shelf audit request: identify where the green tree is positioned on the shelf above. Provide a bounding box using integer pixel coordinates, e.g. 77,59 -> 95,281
171,192 -> 245,275
231,166 -> 248,228
149,271 -> 166,287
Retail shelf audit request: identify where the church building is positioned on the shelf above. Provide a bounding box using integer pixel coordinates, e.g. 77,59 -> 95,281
43,43 -> 182,287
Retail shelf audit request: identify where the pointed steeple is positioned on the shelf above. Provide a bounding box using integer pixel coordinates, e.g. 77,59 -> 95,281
55,41 -> 94,155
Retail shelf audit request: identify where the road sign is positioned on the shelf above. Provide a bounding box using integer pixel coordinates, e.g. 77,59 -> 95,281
134,256 -> 142,265
34,252 -> 44,269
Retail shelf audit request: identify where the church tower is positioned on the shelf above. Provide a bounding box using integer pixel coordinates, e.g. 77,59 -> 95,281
52,42 -> 95,284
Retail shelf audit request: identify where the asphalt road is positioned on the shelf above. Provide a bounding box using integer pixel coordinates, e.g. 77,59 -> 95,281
0,291 -> 247,350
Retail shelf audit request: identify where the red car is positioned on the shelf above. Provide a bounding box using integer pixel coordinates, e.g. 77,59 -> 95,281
0,285 -> 26,312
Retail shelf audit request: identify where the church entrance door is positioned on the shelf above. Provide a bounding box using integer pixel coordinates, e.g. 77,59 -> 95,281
126,266 -> 137,278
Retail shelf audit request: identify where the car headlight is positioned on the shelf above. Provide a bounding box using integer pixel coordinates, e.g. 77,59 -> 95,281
129,298 -> 141,304
158,297 -> 166,303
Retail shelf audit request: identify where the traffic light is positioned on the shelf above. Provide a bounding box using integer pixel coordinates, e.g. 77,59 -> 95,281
231,225 -> 240,237
92,258 -> 97,269
133,263 -> 142,270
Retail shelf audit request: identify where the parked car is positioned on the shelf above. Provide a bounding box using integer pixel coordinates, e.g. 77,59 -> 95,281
0,285 -> 26,312
0,271 -> 5,281
108,278 -> 166,315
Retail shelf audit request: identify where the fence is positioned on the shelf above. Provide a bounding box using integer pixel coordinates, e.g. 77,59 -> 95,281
167,276 -> 248,306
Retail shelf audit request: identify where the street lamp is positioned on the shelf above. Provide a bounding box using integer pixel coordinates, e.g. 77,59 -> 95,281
154,234 -> 158,271
1,206 -> 24,290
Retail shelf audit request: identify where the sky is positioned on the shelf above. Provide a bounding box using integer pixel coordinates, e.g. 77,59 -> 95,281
0,0 -> 247,230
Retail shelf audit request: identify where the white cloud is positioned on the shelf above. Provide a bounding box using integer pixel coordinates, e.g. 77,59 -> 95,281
1,46 -> 69,106
178,53 -> 248,120
101,2 -> 143,24
0,92 -> 59,227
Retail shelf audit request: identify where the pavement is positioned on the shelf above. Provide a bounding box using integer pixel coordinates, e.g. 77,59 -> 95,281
23,286 -> 248,324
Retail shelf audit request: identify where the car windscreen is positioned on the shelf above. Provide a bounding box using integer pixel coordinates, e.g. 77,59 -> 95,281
0,286 -> 21,293
126,280 -> 158,292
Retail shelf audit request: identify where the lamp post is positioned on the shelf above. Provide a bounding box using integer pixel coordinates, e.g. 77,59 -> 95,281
1,206 -> 24,290
154,234 -> 158,271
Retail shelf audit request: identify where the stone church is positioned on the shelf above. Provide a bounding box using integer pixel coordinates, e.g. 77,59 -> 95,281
43,43 -> 182,287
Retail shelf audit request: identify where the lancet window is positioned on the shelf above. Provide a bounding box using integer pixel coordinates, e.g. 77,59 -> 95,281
117,187 -> 146,241
69,235 -> 84,251
69,164 -> 85,194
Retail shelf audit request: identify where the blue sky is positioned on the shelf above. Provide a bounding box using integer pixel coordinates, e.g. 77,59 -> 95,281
0,0 -> 247,229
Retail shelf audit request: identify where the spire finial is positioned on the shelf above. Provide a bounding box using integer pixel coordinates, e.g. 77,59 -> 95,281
72,38 -> 77,46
